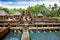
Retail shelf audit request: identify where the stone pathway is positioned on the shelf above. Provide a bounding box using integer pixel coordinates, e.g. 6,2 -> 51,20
21,30 -> 29,40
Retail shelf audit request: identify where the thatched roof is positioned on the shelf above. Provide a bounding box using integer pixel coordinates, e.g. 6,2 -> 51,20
0,10 -> 9,16
13,12 -> 21,15
37,13 -> 43,16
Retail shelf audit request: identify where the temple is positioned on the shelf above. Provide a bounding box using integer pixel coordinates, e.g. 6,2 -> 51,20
0,10 -> 60,40
0,10 -> 60,28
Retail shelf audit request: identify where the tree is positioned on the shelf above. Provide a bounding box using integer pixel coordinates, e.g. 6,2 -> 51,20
0,6 -> 4,10
54,3 -> 58,9
17,8 -> 22,12
3,8 -> 9,13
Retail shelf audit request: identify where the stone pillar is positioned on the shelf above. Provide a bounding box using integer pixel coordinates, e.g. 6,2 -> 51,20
8,22 -> 10,27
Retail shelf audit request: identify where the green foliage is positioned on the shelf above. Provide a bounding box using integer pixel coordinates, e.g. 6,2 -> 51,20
52,17 -> 60,20
0,6 -> 4,10
0,3 -> 60,18
26,4 -> 60,17
8,9 -> 15,14
0,7 -> 22,15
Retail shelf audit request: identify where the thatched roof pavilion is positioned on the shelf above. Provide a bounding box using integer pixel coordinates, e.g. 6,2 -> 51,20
37,13 -> 43,17
13,12 -> 21,16
0,10 -> 9,16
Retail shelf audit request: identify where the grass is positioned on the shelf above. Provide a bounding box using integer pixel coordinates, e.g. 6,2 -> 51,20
52,17 -> 60,20
43,16 -> 60,20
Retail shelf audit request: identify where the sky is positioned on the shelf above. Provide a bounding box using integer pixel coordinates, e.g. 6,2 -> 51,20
0,0 -> 60,9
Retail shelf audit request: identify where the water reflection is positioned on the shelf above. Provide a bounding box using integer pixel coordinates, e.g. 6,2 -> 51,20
8,37 -> 19,40
30,30 -> 33,33
30,31 -> 60,40
3,31 -> 22,40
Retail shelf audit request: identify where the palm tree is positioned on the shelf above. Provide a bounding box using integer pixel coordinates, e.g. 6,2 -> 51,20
54,3 -> 58,10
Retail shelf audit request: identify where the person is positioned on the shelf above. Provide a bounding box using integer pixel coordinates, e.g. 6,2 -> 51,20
14,30 -> 17,34
18,30 -> 21,33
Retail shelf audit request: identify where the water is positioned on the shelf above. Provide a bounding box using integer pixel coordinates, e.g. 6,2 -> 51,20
2,31 -> 22,40
30,31 -> 60,40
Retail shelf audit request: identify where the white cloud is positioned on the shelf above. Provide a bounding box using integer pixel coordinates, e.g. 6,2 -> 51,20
1,4 -> 28,9
0,0 -> 60,9
1,1 -> 33,5
0,3 -> 1,6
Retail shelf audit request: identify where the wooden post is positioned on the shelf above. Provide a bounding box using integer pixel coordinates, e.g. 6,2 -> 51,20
3,16 -> 4,20
3,24 -> 5,27
47,25 -> 49,27
36,25 -> 38,30
52,24 -> 53,27
41,25 -> 43,30
42,25 -> 43,27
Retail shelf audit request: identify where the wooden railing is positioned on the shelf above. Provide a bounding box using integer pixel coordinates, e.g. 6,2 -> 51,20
29,27 -> 60,30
